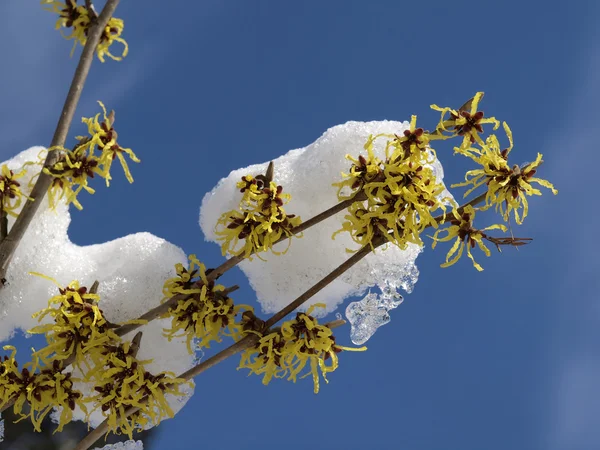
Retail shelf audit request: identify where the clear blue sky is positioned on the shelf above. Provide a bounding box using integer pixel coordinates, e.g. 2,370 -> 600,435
2,1 -> 600,449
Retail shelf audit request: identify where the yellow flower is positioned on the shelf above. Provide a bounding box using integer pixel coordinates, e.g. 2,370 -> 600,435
42,0 -> 128,62
27,274 -> 121,372
78,101 -> 140,185
452,123 -> 558,224
430,206 -> 507,271
239,304 -> 366,393
43,146 -> 103,210
332,134 -> 383,200
333,133 -> 450,251
431,92 -> 500,150
42,102 -> 139,209
0,345 -> 21,410
85,340 -> 190,439
96,17 -> 129,63
215,179 -> 302,258
161,255 -> 253,352
0,164 -> 31,217
1,348 -> 86,433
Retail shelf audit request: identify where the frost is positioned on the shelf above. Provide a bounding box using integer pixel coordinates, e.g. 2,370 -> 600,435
200,121 -> 454,316
0,147 -> 195,429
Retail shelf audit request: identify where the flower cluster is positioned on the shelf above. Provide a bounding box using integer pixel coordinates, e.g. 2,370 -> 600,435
27,275 -> 119,370
85,339 -> 190,438
161,255 -> 251,353
0,165 -> 30,218
215,173 -> 302,258
239,304 -> 366,393
333,116 -> 451,251
41,0 -> 128,62
42,101 -> 139,209
451,123 -> 557,224
2,276 -> 190,438
1,348 -> 87,433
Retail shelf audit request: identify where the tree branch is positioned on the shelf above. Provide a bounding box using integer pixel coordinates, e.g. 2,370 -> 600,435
0,0 -> 121,284
113,190 -> 368,336
75,188 -> 489,450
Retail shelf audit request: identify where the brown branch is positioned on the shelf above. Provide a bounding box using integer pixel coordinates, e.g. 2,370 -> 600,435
85,0 -> 99,20
75,190 -> 489,449
113,187 -> 484,336
0,0 -> 121,284
74,236 -> 380,450
0,211 -> 7,243
111,95 -> 477,334
115,284 -> 239,337
112,189 -> 367,336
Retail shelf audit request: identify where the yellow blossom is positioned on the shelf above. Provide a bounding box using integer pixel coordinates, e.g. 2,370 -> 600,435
27,274 -> 121,372
1,348 -> 87,433
0,164 -> 31,217
42,0 -> 128,62
239,304 -> 366,393
85,340 -> 190,439
332,134 -> 383,200
431,92 -> 500,150
161,255 -> 252,352
452,123 -> 557,224
430,206 -> 507,271
333,133 -> 450,251
216,179 -> 302,258
78,101 -> 140,186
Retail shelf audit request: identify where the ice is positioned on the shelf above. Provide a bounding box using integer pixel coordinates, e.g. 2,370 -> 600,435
200,121 -> 454,316
93,440 -> 143,450
345,282 -> 404,345
0,147 -> 195,429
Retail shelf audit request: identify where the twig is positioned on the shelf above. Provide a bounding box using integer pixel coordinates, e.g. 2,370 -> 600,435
112,190 -> 368,336
74,236 -> 380,450
85,0 -> 99,20
0,0 -> 121,284
264,237 -> 381,328
75,189 -> 490,449
129,331 -> 143,358
115,284 -> 238,337
0,211 -> 7,243
324,319 -> 346,329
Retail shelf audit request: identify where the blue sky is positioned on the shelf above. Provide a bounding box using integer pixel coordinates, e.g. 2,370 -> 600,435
1,1 -> 600,449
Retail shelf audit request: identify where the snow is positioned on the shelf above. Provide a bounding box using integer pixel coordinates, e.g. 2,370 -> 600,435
0,147 -> 195,429
0,121 -> 454,431
93,440 -> 143,450
200,121 -> 454,317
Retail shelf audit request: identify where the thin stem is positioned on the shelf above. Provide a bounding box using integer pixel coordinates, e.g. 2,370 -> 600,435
85,0 -> 99,20
74,235 -> 378,450
115,285 -> 239,338
113,190 -> 368,336
0,210 -> 7,243
0,0 -> 121,283
75,191 -> 488,450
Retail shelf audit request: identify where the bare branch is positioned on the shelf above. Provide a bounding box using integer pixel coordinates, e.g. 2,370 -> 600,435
113,190 -> 367,336
0,211 -> 7,243
0,0 -> 121,284
74,189 -> 489,449
85,0 -> 99,20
